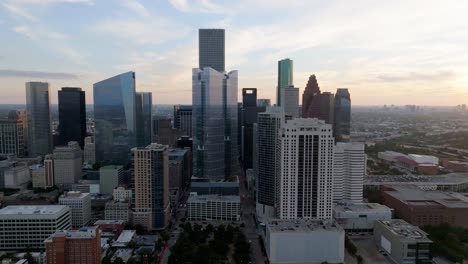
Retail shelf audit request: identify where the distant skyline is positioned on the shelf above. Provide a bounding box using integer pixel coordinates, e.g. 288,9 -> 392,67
1,0 -> 468,106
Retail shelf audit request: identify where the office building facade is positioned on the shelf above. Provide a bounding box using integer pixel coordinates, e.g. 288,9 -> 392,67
241,88 -> 265,169
132,143 -> 170,230
333,142 -> 366,202
173,105 -> 193,137
99,165 -> 124,195
53,141 -> 82,185
45,226 -> 101,264
0,119 -> 26,157
187,193 -> 240,221
0,205 -> 71,250
93,72 -> 136,165
59,191 -> 91,228
26,82 -> 52,157
192,67 -> 238,180
105,200 -> 130,222
277,58 -> 293,106
256,107 -> 284,222
199,29 -> 225,72
334,88 -> 351,142
135,92 -> 152,147
278,118 -> 334,220
58,87 -> 86,147
83,136 -> 95,165
281,86 -> 299,118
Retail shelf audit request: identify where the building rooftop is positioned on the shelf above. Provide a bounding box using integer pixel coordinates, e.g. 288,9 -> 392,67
46,226 -> 99,241
115,230 -> 136,244
188,194 -> 240,203
0,205 -> 68,215
365,173 -> 468,186
60,191 -> 89,199
383,185 -> 468,209
377,219 -> 432,243
267,219 -> 343,233
112,249 -> 133,263
94,220 -> 125,225
333,202 -> 392,213
100,165 -> 123,170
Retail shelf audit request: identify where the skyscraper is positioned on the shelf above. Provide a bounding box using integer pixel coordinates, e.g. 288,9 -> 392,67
93,72 -> 136,165
241,88 -> 265,170
278,118 -> 334,220
132,143 -> 170,230
58,87 -> 86,148
334,88 -> 351,142
192,68 -> 238,180
333,142 -> 366,202
0,115 -> 26,157
173,105 -> 192,137
302,75 -> 321,118
256,107 -> 284,222
277,58 -> 293,106
26,82 -> 52,157
135,92 -> 152,147
281,85 -> 299,118
199,29 -> 225,72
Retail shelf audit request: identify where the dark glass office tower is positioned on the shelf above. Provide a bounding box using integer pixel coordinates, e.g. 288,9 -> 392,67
199,29 -> 225,72
58,87 -> 86,148
26,82 -> 52,157
135,92 -> 152,147
334,88 -> 351,142
173,105 -> 192,137
93,72 -> 136,165
241,88 -> 265,170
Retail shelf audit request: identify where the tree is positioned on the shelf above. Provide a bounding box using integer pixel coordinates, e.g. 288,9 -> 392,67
24,252 -> 35,264
113,257 -> 125,264
134,224 -> 145,235
357,255 -> 364,264
101,256 -> 112,264
126,257 -> 138,264
160,230 -> 170,243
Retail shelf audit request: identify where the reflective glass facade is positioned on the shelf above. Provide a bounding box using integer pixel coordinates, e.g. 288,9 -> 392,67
135,92 -> 152,147
192,67 -> 238,180
26,82 -> 52,157
333,88 -> 351,142
277,58 -> 293,106
58,87 -> 86,147
199,29 -> 225,72
93,72 -> 136,165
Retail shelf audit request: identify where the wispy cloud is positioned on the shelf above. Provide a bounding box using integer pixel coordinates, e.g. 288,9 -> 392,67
2,2 -> 37,21
0,69 -> 79,79
168,0 -> 221,13
377,71 -> 457,83
121,0 -> 150,18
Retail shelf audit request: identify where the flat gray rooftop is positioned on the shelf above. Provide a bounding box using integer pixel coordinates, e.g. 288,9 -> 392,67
0,205 -> 68,215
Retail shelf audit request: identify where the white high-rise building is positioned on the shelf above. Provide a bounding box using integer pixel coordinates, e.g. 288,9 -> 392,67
333,142 -> 366,202
278,118 -> 334,220
83,136 -> 96,165
53,141 -> 82,185
59,191 -> 91,228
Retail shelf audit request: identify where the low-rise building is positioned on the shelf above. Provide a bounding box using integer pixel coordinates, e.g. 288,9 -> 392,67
333,202 -> 393,233
265,219 -> 345,264
113,186 -> 132,202
364,173 -> 468,192
374,219 -> 432,264
45,226 -> 101,264
71,179 -> 100,194
190,176 -> 239,196
94,220 -> 125,236
382,185 -> 468,228
0,205 -> 71,250
187,193 -> 240,221
4,164 -> 30,188
99,165 -> 124,195
59,191 -> 91,228
105,200 -> 130,222
113,230 -> 136,248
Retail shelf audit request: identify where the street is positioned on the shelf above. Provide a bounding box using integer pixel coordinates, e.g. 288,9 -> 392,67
238,174 -> 265,264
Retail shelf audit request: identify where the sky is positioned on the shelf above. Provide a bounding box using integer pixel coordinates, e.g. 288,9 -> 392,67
1,0 -> 468,106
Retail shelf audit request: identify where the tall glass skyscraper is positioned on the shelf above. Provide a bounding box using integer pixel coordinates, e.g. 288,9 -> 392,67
256,107 -> 284,222
26,82 -> 52,157
135,92 -> 152,147
199,29 -> 225,72
277,58 -> 293,106
58,87 -> 86,148
333,88 -> 351,142
192,67 -> 238,180
93,72 -> 136,165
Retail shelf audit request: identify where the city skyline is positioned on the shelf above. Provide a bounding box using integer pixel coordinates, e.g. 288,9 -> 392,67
1,1 -> 467,106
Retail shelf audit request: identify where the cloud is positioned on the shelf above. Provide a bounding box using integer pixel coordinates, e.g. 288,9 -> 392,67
168,0 -> 221,13
121,0 -> 150,18
377,71 -> 457,83
2,2 -> 37,21
0,69 -> 79,79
